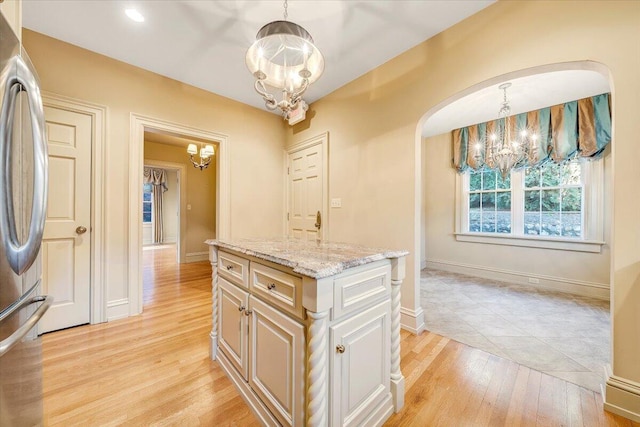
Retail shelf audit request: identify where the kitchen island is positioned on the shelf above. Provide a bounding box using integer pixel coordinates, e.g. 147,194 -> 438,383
206,238 -> 408,427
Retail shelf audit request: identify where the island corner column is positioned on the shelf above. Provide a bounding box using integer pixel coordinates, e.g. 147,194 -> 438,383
303,275 -> 333,427
390,256 -> 406,412
209,244 -> 219,360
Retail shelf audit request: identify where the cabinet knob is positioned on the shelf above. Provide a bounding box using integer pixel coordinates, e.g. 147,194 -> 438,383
336,344 -> 345,354
238,305 -> 245,312
226,265 -> 234,270
244,309 -> 253,316
267,283 -> 276,290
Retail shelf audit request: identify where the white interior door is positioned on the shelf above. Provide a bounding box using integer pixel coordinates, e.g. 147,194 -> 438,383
39,106 -> 92,333
287,142 -> 325,240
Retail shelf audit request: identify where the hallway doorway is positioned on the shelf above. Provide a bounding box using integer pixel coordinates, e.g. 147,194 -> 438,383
129,113 -> 230,316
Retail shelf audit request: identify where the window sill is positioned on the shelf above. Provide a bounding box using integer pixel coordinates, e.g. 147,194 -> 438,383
454,233 -> 605,253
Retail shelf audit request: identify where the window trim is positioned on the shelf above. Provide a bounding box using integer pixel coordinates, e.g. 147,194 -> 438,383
455,159 -> 605,253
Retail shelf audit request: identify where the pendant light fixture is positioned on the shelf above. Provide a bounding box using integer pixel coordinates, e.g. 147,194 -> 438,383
476,83 -> 536,178
246,0 -> 324,123
187,143 -> 215,171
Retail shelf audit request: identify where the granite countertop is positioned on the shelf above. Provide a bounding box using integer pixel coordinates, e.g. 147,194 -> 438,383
205,238 -> 408,279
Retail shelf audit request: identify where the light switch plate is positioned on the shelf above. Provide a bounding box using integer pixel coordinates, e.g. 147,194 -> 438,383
331,198 -> 342,208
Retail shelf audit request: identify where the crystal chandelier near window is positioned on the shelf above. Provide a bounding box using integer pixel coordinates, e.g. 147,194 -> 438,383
187,143 -> 214,170
476,83 -> 537,178
245,0 -> 324,123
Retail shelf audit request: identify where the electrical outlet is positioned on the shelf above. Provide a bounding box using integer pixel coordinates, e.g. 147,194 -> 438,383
528,277 -> 540,284
331,198 -> 342,208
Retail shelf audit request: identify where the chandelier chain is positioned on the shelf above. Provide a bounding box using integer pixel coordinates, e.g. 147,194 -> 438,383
283,0 -> 288,20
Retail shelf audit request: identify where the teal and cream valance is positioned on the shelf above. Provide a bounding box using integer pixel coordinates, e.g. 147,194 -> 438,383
452,93 -> 611,173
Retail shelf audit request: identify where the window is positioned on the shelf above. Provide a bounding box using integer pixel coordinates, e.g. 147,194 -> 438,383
469,170 -> 511,234
523,161 -> 582,238
143,183 -> 153,224
456,158 -> 604,252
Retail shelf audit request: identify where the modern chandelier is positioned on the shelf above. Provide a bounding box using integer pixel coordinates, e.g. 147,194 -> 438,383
245,0 -> 324,124
476,83 -> 537,178
187,143 -> 214,170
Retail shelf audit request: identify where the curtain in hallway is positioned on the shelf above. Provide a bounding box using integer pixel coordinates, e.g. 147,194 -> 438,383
143,167 -> 168,243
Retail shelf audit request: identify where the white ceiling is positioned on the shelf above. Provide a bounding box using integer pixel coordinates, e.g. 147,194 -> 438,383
22,0 -> 495,112
22,1 -> 610,136
423,69 -> 611,137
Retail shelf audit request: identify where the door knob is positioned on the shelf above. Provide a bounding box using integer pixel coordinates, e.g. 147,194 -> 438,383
76,226 -> 87,235
336,344 -> 345,354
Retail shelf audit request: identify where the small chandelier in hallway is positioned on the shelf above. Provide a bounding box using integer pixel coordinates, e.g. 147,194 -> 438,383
187,143 -> 214,170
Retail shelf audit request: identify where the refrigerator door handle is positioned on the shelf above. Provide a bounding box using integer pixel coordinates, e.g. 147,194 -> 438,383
0,54 -> 48,275
0,280 -> 39,322
0,293 -> 52,358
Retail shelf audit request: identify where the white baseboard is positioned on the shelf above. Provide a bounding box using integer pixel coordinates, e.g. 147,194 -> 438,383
106,298 -> 129,321
604,365 -> 640,422
185,251 -> 209,263
425,259 -> 610,300
400,306 -> 425,334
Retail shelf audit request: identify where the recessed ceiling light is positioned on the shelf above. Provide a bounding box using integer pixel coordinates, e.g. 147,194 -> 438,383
125,8 -> 145,23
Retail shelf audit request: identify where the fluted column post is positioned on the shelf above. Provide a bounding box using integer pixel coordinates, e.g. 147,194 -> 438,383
306,310 -> 330,427
390,257 -> 406,411
209,245 -> 219,360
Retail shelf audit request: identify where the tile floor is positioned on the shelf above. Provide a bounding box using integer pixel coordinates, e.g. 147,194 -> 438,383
420,268 -> 610,392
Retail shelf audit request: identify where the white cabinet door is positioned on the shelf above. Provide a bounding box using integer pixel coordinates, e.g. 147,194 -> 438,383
330,301 -> 390,427
218,278 -> 249,379
249,297 -> 305,427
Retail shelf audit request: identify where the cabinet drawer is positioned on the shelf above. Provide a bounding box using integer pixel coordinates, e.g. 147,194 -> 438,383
250,262 -> 303,320
218,251 -> 250,289
333,262 -> 390,320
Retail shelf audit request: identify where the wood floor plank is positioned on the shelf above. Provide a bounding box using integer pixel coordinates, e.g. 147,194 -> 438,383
567,382 -> 585,427
504,364 -> 531,426
520,369 -> 542,426
40,246 -> 639,426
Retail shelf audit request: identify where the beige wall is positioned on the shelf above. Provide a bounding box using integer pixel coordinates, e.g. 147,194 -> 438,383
24,30 -> 286,314
423,132 -> 611,295
144,141 -> 216,254
286,0 -> 640,411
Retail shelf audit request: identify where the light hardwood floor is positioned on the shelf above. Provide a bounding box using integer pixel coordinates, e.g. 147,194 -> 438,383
41,246 -> 639,426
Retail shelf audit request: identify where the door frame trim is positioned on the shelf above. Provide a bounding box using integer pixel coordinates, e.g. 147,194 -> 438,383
129,114 -> 230,316
143,160 -> 187,263
42,92 -> 107,325
284,132 -> 329,240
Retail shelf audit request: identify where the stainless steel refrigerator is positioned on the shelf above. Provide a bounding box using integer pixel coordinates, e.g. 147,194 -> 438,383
0,11 -> 51,427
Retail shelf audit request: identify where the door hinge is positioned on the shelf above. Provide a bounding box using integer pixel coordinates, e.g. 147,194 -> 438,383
287,212 -> 290,221
287,167 -> 290,175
